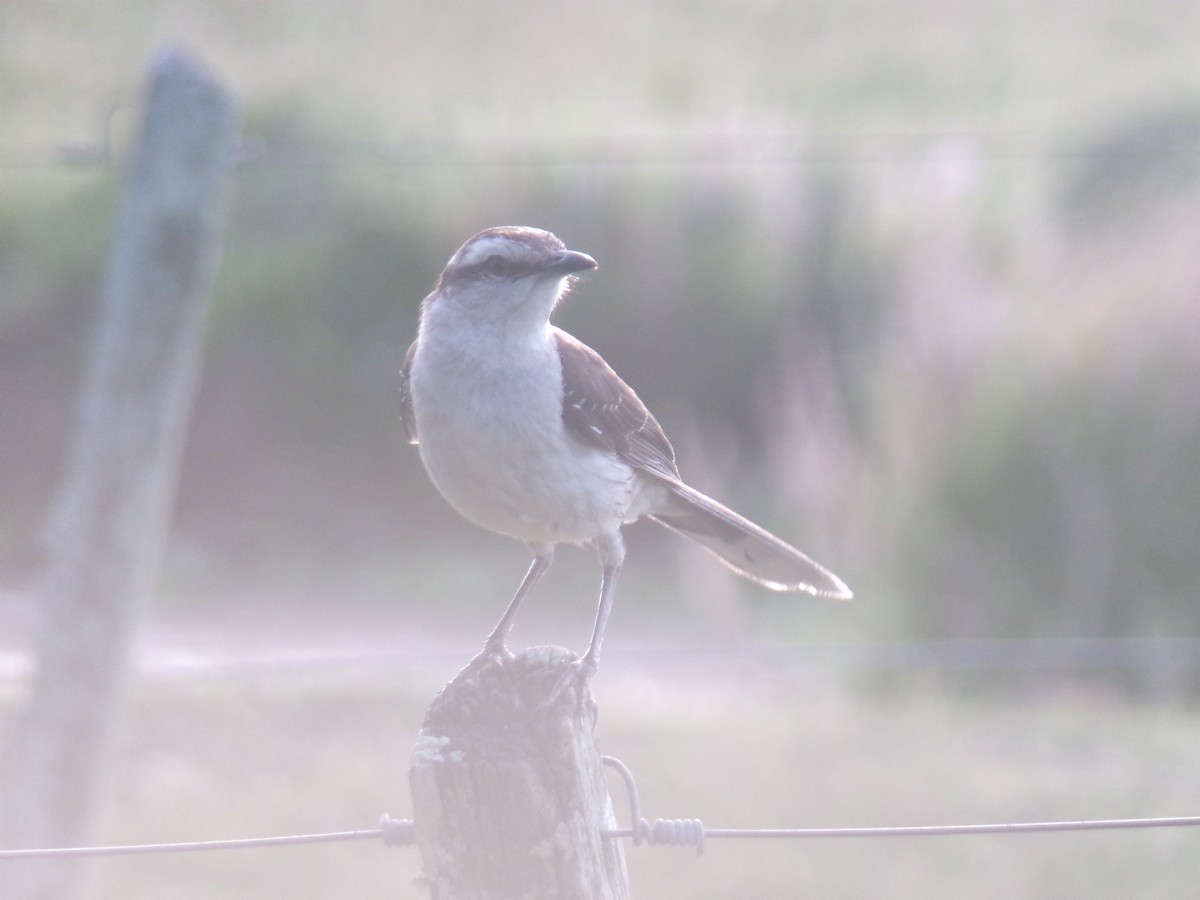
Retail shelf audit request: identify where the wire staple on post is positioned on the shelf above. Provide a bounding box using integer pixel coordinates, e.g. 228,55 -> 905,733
601,756 -> 706,855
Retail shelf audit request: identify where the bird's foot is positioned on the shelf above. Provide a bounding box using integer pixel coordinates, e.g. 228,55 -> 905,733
479,636 -> 514,661
538,653 -> 598,714
453,638 -> 513,681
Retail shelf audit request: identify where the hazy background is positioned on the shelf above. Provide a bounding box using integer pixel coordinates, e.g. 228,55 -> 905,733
2,1 -> 1199,897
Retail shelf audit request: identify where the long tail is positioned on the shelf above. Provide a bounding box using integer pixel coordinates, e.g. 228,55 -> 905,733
648,477 -> 852,598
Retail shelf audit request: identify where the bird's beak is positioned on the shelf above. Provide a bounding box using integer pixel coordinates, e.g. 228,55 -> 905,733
543,250 -> 597,275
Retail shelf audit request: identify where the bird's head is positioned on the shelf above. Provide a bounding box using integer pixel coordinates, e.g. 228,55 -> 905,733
428,226 -> 597,328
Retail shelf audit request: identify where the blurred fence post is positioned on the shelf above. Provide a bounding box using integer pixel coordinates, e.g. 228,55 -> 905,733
409,648 -> 630,899
1,46 -> 238,900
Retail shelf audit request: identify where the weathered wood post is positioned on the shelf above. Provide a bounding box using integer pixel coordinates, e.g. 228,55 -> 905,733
1,46 -> 238,900
410,647 -> 630,899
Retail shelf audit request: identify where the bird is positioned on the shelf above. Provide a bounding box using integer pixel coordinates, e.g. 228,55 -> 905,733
400,226 -> 851,676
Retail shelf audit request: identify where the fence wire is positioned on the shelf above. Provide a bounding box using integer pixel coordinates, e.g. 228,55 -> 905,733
3,813 -> 1200,862
5,108 -> 1200,173
6,758 -> 1200,863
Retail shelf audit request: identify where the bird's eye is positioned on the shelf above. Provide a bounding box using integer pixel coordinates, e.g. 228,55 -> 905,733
481,255 -> 512,277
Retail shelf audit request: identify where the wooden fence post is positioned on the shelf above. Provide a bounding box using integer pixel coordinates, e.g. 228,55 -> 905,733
1,46 -> 238,900
410,647 -> 630,899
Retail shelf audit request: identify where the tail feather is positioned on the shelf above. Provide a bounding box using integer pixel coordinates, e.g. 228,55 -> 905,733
648,479 -> 852,599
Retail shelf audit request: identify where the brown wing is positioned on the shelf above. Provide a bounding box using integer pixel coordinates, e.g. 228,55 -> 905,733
399,339 -> 419,445
555,329 -> 680,480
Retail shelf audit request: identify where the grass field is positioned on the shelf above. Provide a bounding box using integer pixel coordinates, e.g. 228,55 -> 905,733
4,601 -> 1200,899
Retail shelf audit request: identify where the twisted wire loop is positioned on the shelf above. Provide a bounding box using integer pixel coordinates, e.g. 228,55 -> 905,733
638,817 -> 706,855
379,814 -> 417,847
601,755 -> 706,855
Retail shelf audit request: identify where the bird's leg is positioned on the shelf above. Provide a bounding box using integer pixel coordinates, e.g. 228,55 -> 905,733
578,531 -> 625,676
479,542 -> 554,658
539,532 -> 624,710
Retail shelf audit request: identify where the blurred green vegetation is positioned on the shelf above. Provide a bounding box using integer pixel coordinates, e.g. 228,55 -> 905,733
2,0 -> 1199,682
3,5 -> 1200,898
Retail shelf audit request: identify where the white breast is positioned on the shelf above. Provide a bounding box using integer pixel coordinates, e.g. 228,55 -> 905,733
409,316 -> 638,545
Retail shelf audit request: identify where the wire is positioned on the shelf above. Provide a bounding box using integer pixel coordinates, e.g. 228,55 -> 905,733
5,636 -> 1189,683
6,119 -> 1200,172
602,756 -> 1200,855
4,812 -> 1199,862
0,816 -> 415,861
0,829 -> 381,860
605,816 -> 1200,842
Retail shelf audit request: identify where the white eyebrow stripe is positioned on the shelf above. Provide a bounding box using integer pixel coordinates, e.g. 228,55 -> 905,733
455,235 -> 521,267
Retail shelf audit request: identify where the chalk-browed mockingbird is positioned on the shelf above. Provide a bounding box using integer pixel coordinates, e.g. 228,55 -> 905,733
400,226 -> 851,674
